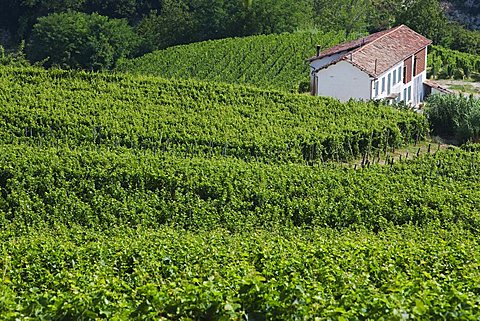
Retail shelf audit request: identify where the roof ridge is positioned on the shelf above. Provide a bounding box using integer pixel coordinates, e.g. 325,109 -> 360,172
400,24 -> 432,41
348,25 -> 405,56
307,27 -> 396,62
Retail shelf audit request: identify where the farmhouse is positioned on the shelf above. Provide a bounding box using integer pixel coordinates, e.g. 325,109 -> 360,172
309,25 -> 439,106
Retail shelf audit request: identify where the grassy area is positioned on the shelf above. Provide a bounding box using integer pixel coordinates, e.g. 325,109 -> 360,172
448,83 -> 480,95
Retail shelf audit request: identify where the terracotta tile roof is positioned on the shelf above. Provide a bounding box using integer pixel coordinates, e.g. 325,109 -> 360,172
308,28 -> 392,61
310,25 -> 432,78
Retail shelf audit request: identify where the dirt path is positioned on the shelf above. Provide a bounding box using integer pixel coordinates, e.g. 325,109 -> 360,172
434,79 -> 480,98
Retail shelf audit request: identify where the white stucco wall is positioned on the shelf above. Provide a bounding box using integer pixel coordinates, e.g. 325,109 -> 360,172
412,70 -> 427,105
310,53 -> 347,93
314,61 -> 371,102
371,53 -> 428,107
372,62 -> 404,101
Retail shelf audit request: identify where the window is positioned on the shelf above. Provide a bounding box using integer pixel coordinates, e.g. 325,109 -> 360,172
387,74 -> 391,94
398,66 -> 402,82
393,69 -> 397,84
375,80 -> 379,97
403,88 -> 407,101
408,86 -> 412,101
382,77 -> 385,92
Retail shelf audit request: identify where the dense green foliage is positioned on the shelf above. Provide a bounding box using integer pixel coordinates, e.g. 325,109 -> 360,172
426,94 -> 480,143
0,67 -> 427,163
135,0 -> 315,51
446,22 -> 480,55
1,62 -> 480,320
2,144 -> 480,232
0,0 -> 159,41
0,0 -> 314,51
395,0 -> 450,44
2,225 -> 480,319
28,12 -> 138,70
117,30 -> 353,91
1,0 -> 479,70
314,0 -> 371,35
0,42 -> 29,67
429,45 -> 480,79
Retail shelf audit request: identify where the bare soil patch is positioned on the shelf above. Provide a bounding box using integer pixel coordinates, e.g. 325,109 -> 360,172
434,79 -> 480,97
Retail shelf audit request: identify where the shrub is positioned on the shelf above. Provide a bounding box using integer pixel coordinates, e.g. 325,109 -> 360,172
425,93 -> 480,143
0,41 -> 29,67
28,12 -> 139,70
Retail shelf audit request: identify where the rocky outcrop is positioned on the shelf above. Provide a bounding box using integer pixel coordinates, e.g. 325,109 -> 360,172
441,0 -> 480,30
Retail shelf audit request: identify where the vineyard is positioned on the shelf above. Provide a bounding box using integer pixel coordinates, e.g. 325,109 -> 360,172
117,30 -> 480,92
0,66 -> 427,163
1,144 -> 480,232
116,30 -> 354,92
2,65 -> 480,319
429,45 -> 480,79
2,225 -> 480,319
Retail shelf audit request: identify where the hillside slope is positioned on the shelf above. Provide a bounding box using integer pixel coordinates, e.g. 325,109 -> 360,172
116,30 -> 353,92
0,66 -> 426,163
3,66 -> 480,320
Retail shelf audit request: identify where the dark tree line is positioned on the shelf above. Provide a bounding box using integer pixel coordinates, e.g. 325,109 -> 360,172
0,0 -> 313,48
0,0 -> 478,70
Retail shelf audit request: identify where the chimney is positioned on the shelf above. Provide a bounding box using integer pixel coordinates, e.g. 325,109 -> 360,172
316,45 -> 321,57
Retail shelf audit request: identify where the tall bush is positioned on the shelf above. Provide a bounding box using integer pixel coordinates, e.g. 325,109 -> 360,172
426,94 -> 480,143
28,11 -> 138,70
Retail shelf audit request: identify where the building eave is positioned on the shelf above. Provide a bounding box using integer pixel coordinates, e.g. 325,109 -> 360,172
313,58 -> 373,78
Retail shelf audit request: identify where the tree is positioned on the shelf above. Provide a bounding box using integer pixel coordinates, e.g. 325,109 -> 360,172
82,0 -> 161,21
395,0 -> 449,44
367,0 -> 399,32
28,12 -> 139,70
449,23 -> 480,55
235,0 -> 314,36
426,94 -> 480,143
136,1 -> 195,51
136,0 -> 313,51
314,0 -> 371,35
0,0 -> 86,41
